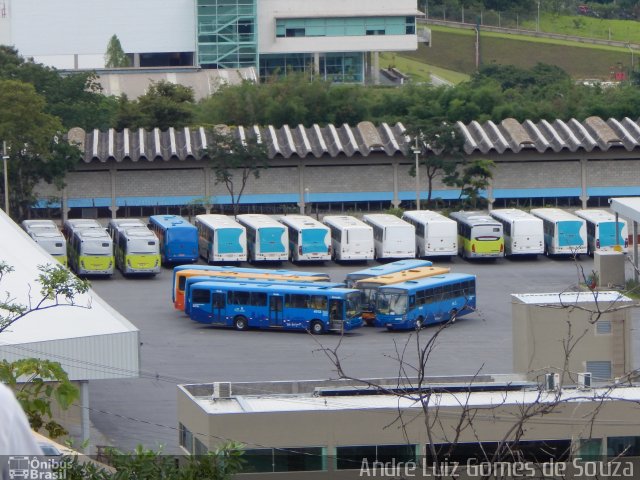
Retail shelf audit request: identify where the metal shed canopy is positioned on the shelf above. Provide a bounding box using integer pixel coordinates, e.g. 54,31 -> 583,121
0,209 -> 139,381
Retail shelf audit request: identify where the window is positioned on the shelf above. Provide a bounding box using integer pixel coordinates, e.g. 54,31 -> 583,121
251,292 -> 267,306
595,320 -> 612,335
586,360 -> 612,381
179,423 -> 193,453
229,291 -> 251,305
336,445 -> 417,470
309,295 -> 328,310
286,294 -> 310,309
192,289 -> 210,304
575,439 -> 602,460
607,437 -> 640,457
194,437 -> 208,455
243,447 -> 326,472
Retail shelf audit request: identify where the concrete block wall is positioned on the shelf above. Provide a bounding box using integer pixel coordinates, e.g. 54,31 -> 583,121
492,160 -> 581,189
587,159 -> 640,187
115,169 -> 205,197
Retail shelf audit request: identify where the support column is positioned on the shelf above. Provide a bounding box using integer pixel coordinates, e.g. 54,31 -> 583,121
62,187 -> 70,222
81,381 -> 90,454
297,162 -> 306,214
392,161 -> 400,208
204,166 -> 213,214
579,158 -> 589,209
634,221 -> 638,284
108,165 -> 118,219
313,53 -> 320,77
487,180 -> 494,211
133,53 -> 141,68
373,52 -> 380,85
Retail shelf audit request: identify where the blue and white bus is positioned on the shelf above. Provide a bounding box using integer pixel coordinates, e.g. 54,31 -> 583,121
279,215 -> 331,262
194,214 -> 247,263
530,208 -> 587,256
574,209 -> 628,255
189,281 -> 363,334
374,273 -> 476,331
171,264 -> 331,305
183,276 -> 344,315
344,259 -> 433,288
236,214 -> 288,262
149,215 -> 198,265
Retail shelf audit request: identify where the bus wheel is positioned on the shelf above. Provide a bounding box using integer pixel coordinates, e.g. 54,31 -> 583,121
415,317 -> 424,329
449,309 -> 458,323
309,320 -> 324,335
234,315 -> 248,331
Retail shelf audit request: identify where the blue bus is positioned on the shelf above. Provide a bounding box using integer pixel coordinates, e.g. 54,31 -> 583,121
374,273 -> 476,331
189,281 -> 363,334
344,259 -> 433,287
148,215 -> 198,265
183,276 -> 344,315
172,265 -> 331,304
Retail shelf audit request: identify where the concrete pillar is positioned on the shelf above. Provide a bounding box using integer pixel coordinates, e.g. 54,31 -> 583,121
392,161 -> 400,208
81,381 -> 90,454
203,166 -> 213,213
298,162 -> 306,214
62,187 -> 70,222
487,180 -> 494,211
74,54 -> 79,70
579,158 -> 589,209
373,52 -> 380,85
133,53 -> 140,68
635,221 -> 639,284
109,165 -> 118,218
313,53 -> 320,77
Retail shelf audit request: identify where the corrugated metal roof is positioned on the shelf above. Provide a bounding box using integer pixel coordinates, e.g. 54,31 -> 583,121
70,116 -> 640,163
0,209 -> 139,381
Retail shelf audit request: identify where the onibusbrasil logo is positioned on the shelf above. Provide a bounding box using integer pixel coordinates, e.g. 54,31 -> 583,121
7,456 -> 69,480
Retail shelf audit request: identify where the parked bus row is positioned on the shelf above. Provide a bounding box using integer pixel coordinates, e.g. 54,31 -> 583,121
171,260 -> 477,333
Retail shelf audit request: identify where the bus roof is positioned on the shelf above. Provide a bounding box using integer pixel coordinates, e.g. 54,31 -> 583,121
356,266 -> 451,287
120,227 -> 157,239
378,273 -> 476,292
172,265 -> 329,279
322,215 -> 371,230
30,231 -> 65,240
149,215 -> 196,230
449,211 -> 500,226
402,210 -> 455,224
362,214 -> 413,227
64,219 -> 101,228
574,209 -> 622,223
76,229 -> 111,240
22,219 -> 58,229
108,218 -> 146,229
236,214 -> 284,229
190,280 -> 357,295
490,209 -> 543,223
345,259 -> 433,281
530,208 -> 585,222
176,269 -> 328,283
279,215 -> 328,230
185,276 -> 343,288
195,214 -> 245,230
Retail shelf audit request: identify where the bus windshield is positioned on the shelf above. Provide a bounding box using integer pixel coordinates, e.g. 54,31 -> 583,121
376,291 -> 408,315
128,239 -> 158,254
346,292 -> 361,318
356,283 -> 377,308
472,225 -> 501,241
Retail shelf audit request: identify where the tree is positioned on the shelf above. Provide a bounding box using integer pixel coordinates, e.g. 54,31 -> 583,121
104,35 -> 131,68
0,261 -> 90,438
407,120 -> 466,207
0,79 -> 81,220
205,128 -> 268,215
456,158 -> 495,209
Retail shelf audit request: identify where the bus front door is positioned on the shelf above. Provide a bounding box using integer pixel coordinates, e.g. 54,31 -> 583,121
212,292 -> 226,324
269,295 -> 284,328
329,299 -> 344,330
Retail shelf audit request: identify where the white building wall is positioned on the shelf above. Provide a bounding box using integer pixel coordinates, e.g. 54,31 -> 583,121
10,0 -> 196,69
257,0 -> 418,54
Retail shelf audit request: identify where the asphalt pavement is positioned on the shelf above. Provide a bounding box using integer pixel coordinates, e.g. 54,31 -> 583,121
86,255 -> 640,453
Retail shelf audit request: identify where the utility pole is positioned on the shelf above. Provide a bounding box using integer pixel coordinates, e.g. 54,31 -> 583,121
413,135 -> 421,210
2,141 -> 8,214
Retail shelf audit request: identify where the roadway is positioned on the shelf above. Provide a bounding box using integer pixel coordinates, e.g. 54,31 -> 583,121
87,255 -> 640,453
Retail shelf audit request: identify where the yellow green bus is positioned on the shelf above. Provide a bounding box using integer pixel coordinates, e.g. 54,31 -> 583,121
449,211 -> 504,259
29,230 -> 68,267
68,229 -> 114,276
355,265 -> 451,325
114,227 -> 161,275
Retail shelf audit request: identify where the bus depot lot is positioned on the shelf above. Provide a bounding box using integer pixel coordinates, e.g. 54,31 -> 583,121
87,255 -> 640,453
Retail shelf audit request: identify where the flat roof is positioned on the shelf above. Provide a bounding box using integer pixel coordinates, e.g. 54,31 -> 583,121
512,291 -> 633,305
610,197 -> 640,224
0,209 -> 139,381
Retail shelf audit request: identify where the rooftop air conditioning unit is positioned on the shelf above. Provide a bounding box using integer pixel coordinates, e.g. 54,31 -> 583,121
577,372 -> 592,389
212,382 -> 232,399
545,373 -> 560,391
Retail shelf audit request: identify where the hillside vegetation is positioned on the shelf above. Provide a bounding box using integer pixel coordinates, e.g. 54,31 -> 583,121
402,26 -> 634,80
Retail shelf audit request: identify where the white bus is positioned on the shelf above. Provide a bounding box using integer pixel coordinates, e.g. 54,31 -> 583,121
401,210 -> 457,259
278,215 -> 331,262
113,227 -> 161,275
362,214 -> 415,260
62,218 -> 103,239
29,230 -> 68,266
489,208 -> 544,257
574,209 -> 628,255
322,215 -> 374,261
107,218 -> 147,240
21,219 -> 58,234
530,208 -> 588,256
194,214 -> 247,263
236,214 -> 289,262
68,228 -> 114,276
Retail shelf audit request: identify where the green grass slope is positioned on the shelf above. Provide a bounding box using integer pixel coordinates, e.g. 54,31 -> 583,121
401,27 -> 634,80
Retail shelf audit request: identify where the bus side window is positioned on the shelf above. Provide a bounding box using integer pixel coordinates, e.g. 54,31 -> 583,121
409,295 -> 415,307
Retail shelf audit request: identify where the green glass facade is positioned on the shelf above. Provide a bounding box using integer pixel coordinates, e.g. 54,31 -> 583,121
276,16 -> 416,38
260,52 -> 364,83
197,0 -> 258,68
